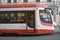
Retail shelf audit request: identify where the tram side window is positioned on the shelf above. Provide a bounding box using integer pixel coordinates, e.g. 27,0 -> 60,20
0,11 -> 26,23
0,13 -> 10,23
13,0 -> 17,3
10,13 -> 17,22
7,0 -> 11,3
4,13 -> 10,22
40,10 -> 52,23
17,12 -> 26,23
10,13 -> 16,20
0,13 -> 4,22
10,12 -> 26,23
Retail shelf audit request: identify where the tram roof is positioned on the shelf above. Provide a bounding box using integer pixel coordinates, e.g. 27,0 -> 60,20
0,3 -> 47,8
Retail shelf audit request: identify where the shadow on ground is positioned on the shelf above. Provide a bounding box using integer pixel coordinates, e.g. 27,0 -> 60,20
0,33 -> 53,37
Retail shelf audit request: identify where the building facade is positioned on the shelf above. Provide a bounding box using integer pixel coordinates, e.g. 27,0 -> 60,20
0,0 -> 56,4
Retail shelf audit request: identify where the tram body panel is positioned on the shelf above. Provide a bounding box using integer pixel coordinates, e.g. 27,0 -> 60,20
0,24 -> 26,29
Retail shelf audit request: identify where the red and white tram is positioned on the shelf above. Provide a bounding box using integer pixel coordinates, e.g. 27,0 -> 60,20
0,4 -> 54,35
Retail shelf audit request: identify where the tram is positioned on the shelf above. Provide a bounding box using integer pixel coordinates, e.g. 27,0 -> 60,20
0,4 -> 54,35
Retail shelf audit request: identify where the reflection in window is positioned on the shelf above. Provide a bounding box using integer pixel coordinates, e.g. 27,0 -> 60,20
10,13 -> 16,19
5,13 -> 10,19
40,10 -> 52,23
7,0 -> 11,3
47,0 -> 51,2
0,13 -> 4,22
7,0 -> 17,3
10,13 -> 16,22
27,11 -> 35,28
17,12 -> 26,23
36,0 -> 40,2
0,11 -> 26,23
0,0 -> 2,4
24,0 -> 28,2
13,0 -> 17,3
10,13 -> 14,17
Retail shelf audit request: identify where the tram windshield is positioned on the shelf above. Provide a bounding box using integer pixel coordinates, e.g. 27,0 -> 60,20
40,8 -> 53,23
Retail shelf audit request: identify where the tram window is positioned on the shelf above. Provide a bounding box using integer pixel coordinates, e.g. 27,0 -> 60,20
1,14 -> 4,19
13,0 -> 17,3
10,13 -> 17,22
40,10 -> 52,23
0,13 -> 10,23
10,13 -> 16,19
0,14 -> 4,19
4,13 -> 10,23
0,13 -> 3,22
17,12 -> 26,23
0,11 -> 26,23
7,0 -> 11,3
5,13 -> 10,19
10,13 -> 14,17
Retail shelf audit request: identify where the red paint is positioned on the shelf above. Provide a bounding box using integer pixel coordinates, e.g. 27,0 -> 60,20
0,4 -> 47,8
0,29 -> 54,35
41,22 -> 53,26
36,30 -> 54,34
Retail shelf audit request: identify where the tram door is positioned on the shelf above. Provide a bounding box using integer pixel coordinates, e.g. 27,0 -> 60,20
27,11 -> 35,33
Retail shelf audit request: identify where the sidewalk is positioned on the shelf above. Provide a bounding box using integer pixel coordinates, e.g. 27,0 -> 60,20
54,27 -> 60,32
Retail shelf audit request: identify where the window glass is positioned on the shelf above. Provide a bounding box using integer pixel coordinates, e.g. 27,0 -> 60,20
24,0 -> 28,2
36,0 -> 40,2
27,11 -> 35,28
40,10 -> 52,23
0,12 -> 10,23
7,0 -> 11,3
13,0 -> 17,3
7,0 -> 17,3
5,13 -> 9,19
10,13 -> 16,20
17,12 -> 26,23
0,0 -> 2,4
0,13 -> 4,22
10,13 -> 16,22
0,11 -> 26,23
47,0 -> 51,2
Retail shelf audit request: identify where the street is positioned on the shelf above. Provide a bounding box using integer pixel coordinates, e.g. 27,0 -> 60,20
0,27 -> 60,40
